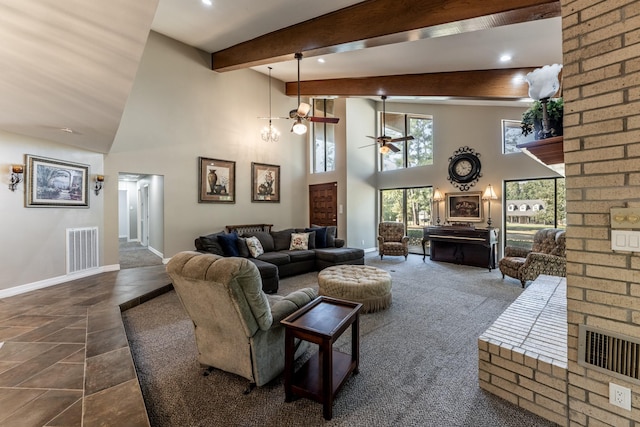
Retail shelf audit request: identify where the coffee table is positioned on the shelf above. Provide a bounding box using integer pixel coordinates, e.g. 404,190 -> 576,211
281,296 -> 362,420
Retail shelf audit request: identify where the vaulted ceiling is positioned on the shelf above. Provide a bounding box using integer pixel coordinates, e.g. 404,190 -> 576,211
0,0 -> 561,154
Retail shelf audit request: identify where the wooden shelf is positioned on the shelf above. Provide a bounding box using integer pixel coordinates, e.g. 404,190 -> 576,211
517,136 -> 564,166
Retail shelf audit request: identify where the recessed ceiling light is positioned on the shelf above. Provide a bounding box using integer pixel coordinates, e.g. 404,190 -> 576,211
317,58 -> 325,63
201,0 -> 212,5
500,54 -> 512,62
60,127 -> 75,133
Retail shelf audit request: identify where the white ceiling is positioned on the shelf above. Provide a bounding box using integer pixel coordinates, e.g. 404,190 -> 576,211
1,0 -> 562,154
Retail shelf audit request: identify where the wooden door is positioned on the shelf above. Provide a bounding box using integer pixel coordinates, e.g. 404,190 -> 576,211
309,182 -> 337,227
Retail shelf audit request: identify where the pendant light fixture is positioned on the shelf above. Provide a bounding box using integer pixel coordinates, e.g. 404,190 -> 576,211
260,67 -> 280,143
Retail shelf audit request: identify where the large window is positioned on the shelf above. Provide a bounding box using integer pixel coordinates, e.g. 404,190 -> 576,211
312,99 -> 335,173
381,112 -> 433,171
380,187 -> 433,254
504,178 -> 566,250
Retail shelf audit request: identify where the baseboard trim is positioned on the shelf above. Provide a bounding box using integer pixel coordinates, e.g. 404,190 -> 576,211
0,264 -> 121,298
148,246 -> 163,259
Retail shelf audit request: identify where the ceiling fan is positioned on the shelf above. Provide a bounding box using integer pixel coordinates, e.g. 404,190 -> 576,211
289,53 -> 339,134
362,95 -> 414,153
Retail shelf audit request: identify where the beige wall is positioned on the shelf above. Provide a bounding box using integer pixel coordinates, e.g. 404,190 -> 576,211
0,131 -> 104,291
104,32 -> 309,266
563,1 -> 640,425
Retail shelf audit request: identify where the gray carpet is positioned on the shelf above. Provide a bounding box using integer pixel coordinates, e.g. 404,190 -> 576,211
119,239 -> 163,269
122,254 -> 557,427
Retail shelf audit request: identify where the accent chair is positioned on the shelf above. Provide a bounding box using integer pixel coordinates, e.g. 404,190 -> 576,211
498,228 -> 566,287
377,221 -> 409,260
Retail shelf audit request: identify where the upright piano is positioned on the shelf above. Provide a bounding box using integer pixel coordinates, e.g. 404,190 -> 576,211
422,226 -> 499,271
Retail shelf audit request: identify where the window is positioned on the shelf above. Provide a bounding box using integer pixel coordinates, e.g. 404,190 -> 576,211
381,112 -> 433,171
312,99 -> 335,173
502,119 -> 535,154
504,178 -> 566,251
380,187 -> 433,254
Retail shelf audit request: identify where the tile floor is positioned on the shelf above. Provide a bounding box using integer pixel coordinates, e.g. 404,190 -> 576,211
0,265 -> 171,427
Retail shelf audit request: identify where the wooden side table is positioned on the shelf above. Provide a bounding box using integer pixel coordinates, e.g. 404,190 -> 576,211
281,296 -> 362,420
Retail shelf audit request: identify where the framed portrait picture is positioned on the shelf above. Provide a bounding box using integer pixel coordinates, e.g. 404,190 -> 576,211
251,162 -> 280,202
26,155 -> 89,207
446,191 -> 483,222
199,157 -> 235,203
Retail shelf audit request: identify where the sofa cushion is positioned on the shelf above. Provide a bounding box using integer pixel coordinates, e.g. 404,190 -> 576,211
237,237 -> 250,258
243,231 -> 275,252
305,227 -> 328,248
280,249 -> 316,263
290,232 -> 310,250
256,251 -> 291,266
197,232 -> 225,256
315,247 -> 365,263
246,236 -> 264,258
270,229 -> 295,251
218,232 -> 240,257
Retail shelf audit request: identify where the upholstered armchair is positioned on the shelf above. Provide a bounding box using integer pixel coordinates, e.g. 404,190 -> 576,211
377,222 -> 409,260
166,251 -> 317,388
499,228 -> 566,287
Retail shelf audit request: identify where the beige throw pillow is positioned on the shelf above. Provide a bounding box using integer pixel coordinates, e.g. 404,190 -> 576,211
289,232 -> 310,250
245,236 -> 264,258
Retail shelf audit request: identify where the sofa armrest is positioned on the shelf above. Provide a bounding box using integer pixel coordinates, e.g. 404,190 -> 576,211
504,246 -> 530,258
401,236 -> 409,244
520,253 -> 566,282
334,238 -> 345,248
270,288 -> 318,324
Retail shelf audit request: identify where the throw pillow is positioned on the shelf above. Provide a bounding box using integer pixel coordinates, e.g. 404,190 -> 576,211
197,232 -> 225,256
313,224 -> 337,247
289,232 -> 310,250
236,237 -> 250,258
245,236 -> 264,258
243,231 -> 275,252
270,229 -> 295,251
305,227 -> 327,248
217,232 -> 239,257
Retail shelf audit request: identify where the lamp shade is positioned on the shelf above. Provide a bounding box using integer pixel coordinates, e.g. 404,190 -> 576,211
379,145 -> 391,154
291,118 -> 307,135
482,184 -> 497,200
433,188 -> 444,201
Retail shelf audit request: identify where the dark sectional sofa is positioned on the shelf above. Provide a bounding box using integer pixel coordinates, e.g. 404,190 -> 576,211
194,224 -> 365,293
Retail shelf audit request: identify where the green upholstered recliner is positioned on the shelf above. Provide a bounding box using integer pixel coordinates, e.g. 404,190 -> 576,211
498,228 -> 566,287
166,251 -> 317,387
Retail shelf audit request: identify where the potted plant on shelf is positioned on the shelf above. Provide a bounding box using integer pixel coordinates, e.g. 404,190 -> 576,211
521,97 -> 563,140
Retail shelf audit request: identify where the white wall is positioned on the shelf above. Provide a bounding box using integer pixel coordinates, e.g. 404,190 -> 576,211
104,32 -> 308,265
0,130 -> 104,291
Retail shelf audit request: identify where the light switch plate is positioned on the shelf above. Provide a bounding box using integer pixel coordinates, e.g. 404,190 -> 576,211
612,230 -> 640,251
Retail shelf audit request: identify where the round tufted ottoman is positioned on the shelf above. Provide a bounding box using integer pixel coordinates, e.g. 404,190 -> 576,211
317,265 -> 392,313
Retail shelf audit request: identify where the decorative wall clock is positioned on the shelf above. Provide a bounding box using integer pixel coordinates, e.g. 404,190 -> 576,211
447,146 -> 482,191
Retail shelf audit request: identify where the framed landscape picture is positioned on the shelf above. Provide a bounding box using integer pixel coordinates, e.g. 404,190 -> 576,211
26,155 -> 89,208
199,157 -> 235,203
251,162 -> 280,202
446,191 -> 483,223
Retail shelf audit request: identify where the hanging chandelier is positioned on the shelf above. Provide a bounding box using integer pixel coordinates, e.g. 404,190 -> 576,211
261,67 -> 280,142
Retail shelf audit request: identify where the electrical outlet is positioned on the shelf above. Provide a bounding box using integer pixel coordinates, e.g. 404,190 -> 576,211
610,382 -> 632,411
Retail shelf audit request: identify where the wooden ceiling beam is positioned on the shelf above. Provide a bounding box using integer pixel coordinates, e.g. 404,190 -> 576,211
211,0 -> 560,72
284,68 -> 536,99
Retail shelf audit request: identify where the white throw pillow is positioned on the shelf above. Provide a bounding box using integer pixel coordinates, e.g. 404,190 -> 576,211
289,232 -> 310,250
245,236 -> 264,258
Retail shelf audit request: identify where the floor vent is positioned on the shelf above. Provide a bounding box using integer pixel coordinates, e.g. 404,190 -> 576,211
66,227 -> 99,274
579,324 -> 640,384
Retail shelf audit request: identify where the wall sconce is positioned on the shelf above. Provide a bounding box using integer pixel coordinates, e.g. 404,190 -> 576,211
9,164 -> 23,191
433,188 -> 444,225
482,184 -> 498,227
94,175 -> 104,195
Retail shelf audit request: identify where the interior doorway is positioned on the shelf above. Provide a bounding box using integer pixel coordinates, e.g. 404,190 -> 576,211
118,173 -> 165,269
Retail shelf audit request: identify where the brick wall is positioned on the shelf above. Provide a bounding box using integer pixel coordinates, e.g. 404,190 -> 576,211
563,1 -> 640,425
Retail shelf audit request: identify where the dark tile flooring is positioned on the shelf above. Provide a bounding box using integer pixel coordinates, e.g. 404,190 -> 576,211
0,265 -> 172,427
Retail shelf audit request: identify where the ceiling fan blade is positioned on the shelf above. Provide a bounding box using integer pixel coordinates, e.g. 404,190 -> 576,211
258,116 -> 289,120
308,116 -> 339,124
388,143 -> 401,152
389,135 -> 415,143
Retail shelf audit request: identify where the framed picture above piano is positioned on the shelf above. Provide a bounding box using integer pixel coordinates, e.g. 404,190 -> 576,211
446,191 -> 483,223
